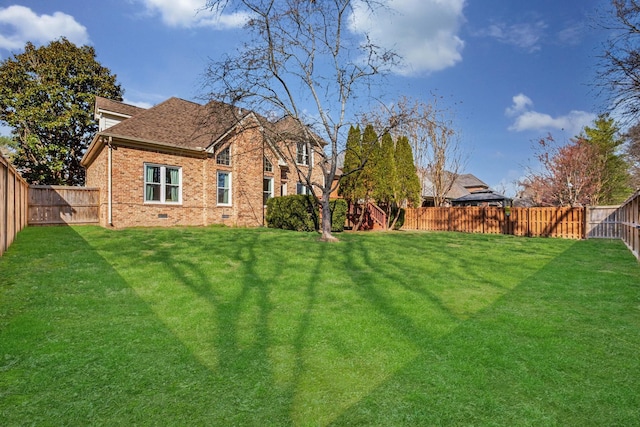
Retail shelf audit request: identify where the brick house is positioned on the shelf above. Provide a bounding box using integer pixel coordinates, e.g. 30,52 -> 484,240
81,97 -> 324,228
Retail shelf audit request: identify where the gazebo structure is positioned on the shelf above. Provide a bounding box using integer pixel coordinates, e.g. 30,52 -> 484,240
420,172 -> 491,207
451,189 -> 512,207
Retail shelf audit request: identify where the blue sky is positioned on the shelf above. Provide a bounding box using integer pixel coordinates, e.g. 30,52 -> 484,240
0,0 -> 611,194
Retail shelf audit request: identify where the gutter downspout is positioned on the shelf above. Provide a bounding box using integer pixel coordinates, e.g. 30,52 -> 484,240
107,136 -> 113,226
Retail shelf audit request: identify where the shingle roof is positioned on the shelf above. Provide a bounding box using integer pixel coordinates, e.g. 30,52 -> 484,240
452,189 -> 511,203
261,115 -> 327,147
421,171 -> 488,199
456,173 -> 488,189
95,96 -> 145,118
100,97 -> 244,150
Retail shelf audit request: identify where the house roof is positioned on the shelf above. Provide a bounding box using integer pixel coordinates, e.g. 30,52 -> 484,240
456,173 -> 488,189
81,96 -> 326,167
98,97 -> 244,151
95,96 -> 145,118
420,171 -> 489,199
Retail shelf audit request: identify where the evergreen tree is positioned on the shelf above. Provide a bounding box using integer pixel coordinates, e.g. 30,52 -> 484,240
359,124 -> 380,203
338,126 -> 362,203
394,135 -> 421,208
348,124 -> 379,230
583,114 -> 631,204
0,38 -> 123,185
373,132 -> 398,218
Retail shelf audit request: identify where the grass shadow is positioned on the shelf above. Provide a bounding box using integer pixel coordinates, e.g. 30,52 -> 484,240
330,237 -> 640,425
0,226 -> 256,425
2,226 -> 638,426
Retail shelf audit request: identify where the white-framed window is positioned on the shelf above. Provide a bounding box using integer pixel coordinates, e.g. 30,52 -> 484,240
217,171 -> 231,205
296,181 -> 311,195
263,177 -> 274,205
264,156 -> 273,172
144,164 -> 181,204
296,142 -> 309,165
216,146 -> 231,165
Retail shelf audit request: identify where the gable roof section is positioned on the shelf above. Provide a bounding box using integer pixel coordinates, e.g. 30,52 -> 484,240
421,171 -> 490,199
269,115 -> 328,147
99,97 -> 243,151
82,96 -> 328,168
95,96 -> 145,118
456,173 -> 488,189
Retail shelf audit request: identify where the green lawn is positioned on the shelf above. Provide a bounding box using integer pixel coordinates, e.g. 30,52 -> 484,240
1,226 -> 639,426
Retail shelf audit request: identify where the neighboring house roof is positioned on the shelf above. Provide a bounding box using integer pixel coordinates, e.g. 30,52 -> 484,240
456,173 -> 488,190
420,171 -> 489,200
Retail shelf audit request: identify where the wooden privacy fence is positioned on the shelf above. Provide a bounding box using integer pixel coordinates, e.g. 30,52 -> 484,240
1,153 -> 29,256
617,190 -> 640,261
28,185 -> 99,225
586,206 -> 621,239
402,207 -> 585,239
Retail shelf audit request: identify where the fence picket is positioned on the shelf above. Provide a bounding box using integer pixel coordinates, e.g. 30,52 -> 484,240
0,153 -> 29,256
617,190 -> 640,261
28,186 -> 99,225
401,206 -> 585,239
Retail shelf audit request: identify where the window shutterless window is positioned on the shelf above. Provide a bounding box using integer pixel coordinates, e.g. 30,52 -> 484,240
217,171 -> 231,205
264,156 -> 273,172
296,142 -> 309,165
216,146 -> 231,165
296,181 -> 310,195
144,164 -> 181,204
263,177 -> 274,205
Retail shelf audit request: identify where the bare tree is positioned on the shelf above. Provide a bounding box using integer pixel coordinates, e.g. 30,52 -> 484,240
203,0 -> 397,241
624,122 -> 640,188
363,96 -> 465,206
597,0 -> 640,124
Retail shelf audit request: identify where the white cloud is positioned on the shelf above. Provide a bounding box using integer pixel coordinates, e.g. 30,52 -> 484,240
0,5 -> 89,51
557,23 -> 584,46
505,93 -> 533,116
349,0 -> 466,76
505,93 -> 595,136
492,171 -> 522,198
477,20 -> 547,52
138,0 -> 249,29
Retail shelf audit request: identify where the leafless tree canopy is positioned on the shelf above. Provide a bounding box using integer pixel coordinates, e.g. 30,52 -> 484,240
598,0 -> 640,123
361,96 -> 466,206
624,122 -> 640,188
203,0 -> 398,240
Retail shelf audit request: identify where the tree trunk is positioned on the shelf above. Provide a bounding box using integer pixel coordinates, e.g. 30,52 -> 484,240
355,200 -> 367,231
389,202 -> 400,230
319,191 -> 338,242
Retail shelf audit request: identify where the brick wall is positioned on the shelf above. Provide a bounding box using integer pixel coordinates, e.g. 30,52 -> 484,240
85,144 -> 109,227
85,129 -> 327,228
109,145 -> 205,228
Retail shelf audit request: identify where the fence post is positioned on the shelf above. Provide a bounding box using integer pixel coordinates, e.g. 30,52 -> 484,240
2,159 -> 7,255
583,206 -> 587,240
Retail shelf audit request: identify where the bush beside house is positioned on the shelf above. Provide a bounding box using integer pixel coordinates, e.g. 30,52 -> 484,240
266,196 -> 347,232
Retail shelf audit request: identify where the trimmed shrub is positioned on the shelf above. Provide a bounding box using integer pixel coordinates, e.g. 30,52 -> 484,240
330,198 -> 348,232
266,195 -> 318,231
